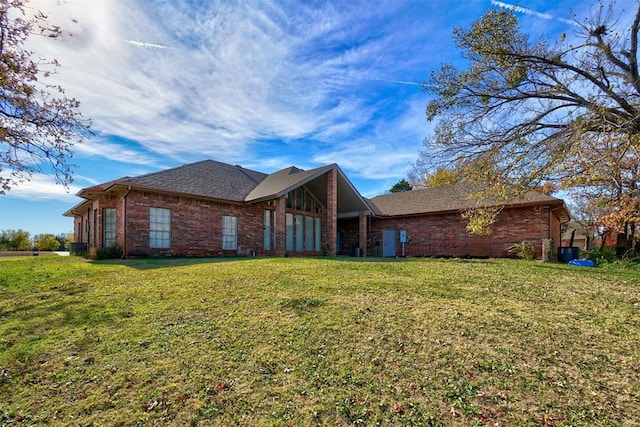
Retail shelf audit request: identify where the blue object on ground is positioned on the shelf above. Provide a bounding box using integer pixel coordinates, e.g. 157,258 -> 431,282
568,259 -> 596,267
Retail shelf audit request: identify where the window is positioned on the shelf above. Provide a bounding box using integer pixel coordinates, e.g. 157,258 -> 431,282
93,209 -> 97,246
103,208 -> 116,247
295,215 -> 304,251
315,217 -> 322,251
283,187 -> 323,253
222,216 -> 237,250
285,187 -> 323,213
305,216 -> 314,251
286,213 -> 294,251
150,207 -> 171,248
295,188 -> 303,210
263,210 -> 274,250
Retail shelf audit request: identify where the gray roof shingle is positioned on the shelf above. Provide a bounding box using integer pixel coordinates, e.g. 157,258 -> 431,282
120,160 -> 267,201
369,182 -> 565,216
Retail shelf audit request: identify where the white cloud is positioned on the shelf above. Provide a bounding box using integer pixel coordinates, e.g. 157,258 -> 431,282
73,137 -> 160,166
2,173 -> 81,201
490,0 -> 580,26
11,0 -> 474,196
314,96 -> 431,180
123,40 -> 170,49
22,0 -> 434,164
491,1 -> 554,20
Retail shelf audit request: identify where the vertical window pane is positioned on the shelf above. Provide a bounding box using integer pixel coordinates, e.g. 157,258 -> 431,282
315,218 -> 321,252
150,207 -> 171,248
263,210 -> 272,251
286,213 -> 294,251
295,189 -> 303,210
103,208 -> 116,247
305,216 -> 314,251
295,215 -> 304,251
222,216 -> 237,250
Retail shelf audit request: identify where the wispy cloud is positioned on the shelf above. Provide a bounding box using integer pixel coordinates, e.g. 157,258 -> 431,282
370,78 -> 422,87
23,0 -> 437,179
73,137 -> 161,166
1,173 -> 81,201
122,40 -> 170,49
491,1 -> 553,20
490,0 -> 578,25
313,96 -> 431,182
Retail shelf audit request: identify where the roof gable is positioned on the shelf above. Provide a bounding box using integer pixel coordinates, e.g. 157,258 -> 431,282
245,164 -> 335,202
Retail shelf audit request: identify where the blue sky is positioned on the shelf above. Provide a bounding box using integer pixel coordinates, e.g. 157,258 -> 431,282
0,0 -> 631,236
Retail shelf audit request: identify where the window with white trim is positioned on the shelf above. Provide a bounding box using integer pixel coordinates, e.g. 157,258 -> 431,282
222,215 -> 237,250
149,207 -> 171,248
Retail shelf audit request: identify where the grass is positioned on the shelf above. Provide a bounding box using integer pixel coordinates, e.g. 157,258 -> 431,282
0,255 -> 639,426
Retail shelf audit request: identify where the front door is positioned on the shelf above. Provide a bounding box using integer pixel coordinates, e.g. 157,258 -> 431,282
383,229 -> 396,257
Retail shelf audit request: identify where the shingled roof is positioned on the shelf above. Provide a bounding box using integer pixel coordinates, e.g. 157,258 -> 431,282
114,160 -> 267,201
67,160 -> 567,220
369,182 -> 567,217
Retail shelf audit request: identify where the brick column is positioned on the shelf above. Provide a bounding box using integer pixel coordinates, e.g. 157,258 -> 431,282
326,169 -> 338,256
275,196 -> 286,256
359,210 -> 367,257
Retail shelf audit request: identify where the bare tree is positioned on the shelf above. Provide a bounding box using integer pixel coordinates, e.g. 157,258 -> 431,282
1,0 -> 90,194
421,2 -> 639,237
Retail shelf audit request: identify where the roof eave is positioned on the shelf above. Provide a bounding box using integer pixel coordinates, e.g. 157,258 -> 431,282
63,200 -> 92,217
76,181 -> 247,206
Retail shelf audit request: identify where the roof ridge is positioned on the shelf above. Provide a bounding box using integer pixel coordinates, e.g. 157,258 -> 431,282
121,160 -> 209,182
234,163 -> 266,184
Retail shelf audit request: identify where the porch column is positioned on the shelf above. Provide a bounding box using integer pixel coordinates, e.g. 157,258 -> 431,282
326,169 -> 337,256
359,210 -> 367,257
275,196 -> 286,256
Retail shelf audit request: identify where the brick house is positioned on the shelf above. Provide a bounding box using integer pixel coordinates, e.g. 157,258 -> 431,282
64,159 -> 569,258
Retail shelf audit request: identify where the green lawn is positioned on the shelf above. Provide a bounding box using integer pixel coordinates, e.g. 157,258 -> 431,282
1,256 -> 638,426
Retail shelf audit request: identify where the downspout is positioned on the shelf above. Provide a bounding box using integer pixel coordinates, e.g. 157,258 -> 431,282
122,186 -> 131,259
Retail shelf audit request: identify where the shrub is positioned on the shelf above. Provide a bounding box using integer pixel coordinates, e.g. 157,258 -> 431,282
584,246 -> 617,264
507,241 -> 535,260
92,245 -> 122,260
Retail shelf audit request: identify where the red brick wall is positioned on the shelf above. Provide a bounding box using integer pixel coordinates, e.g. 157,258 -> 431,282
323,169 -> 337,256
71,183 -> 562,259
73,215 -> 85,243
367,205 -> 554,258
123,191 -> 265,257
338,217 -> 360,256
72,205 -> 95,247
